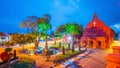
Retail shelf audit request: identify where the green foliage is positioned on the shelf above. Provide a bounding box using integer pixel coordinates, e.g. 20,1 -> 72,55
37,18 -> 51,35
51,44 -> 67,50
20,15 -> 52,42
9,34 -> 35,46
40,35 -> 50,40
54,54 -> 70,62
54,50 -> 80,62
51,44 -> 59,49
55,23 -> 83,35
55,25 -> 65,35
65,23 -> 82,34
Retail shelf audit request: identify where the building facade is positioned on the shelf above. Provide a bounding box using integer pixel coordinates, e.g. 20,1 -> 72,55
0,32 -> 10,45
80,13 -> 114,49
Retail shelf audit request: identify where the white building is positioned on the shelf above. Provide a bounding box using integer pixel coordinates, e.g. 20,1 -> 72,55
0,32 -> 10,45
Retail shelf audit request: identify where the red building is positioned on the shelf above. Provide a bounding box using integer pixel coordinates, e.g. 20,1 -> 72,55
80,13 -> 114,49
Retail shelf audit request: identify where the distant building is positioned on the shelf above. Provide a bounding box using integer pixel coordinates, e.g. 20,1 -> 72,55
0,32 -> 10,45
80,13 -> 114,49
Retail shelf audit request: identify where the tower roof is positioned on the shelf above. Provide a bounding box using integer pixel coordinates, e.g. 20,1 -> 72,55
92,12 -> 98,20
86,13 -> 105,28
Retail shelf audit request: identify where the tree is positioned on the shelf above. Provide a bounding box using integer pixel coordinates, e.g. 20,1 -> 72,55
55,25 -> 65,36
20,14 -> 52,49
20,16 -> 38,33
55,23 -> 83,51
37,18 -> 51,55
55,23 -> 82,39
9,34 -> 35,51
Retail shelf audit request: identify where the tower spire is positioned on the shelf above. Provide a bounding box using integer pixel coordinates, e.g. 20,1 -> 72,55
92,12 -> 98,20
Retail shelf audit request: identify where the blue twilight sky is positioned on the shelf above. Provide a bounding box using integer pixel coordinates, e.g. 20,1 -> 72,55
0,0 -> 120,33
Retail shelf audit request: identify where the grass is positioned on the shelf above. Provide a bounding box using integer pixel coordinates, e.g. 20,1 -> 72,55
51,44 -> 67,49
54,50 -> 80,62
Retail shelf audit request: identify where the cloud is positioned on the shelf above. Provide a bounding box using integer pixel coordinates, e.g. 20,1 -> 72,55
114,24 -> 120,28
110,23 -> 120,33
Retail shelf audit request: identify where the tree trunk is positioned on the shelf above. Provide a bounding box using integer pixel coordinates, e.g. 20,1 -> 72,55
79,43 -> 81,51
45,36 -> 48,51
42,35 -> 48,56
22,44 -> 24,50
72,43 -> 74,52
68,43 -> 70,50
62,46 -> 65,55
59,42 -> 61,48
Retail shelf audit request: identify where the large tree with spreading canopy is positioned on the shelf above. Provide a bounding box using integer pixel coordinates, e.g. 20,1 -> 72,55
20,14 -> 52,52
56,23 -> 83,37
55,23 -> 83,45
